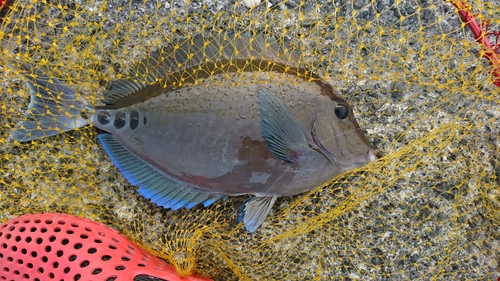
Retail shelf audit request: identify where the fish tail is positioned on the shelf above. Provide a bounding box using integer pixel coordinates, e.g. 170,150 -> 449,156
9,63 -> 90,142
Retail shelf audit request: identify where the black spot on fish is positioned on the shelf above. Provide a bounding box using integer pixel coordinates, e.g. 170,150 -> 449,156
335,105 -> 348,119
114,112 -> 126,129
130,110 -> 139,130
97,112 -> 111,125
143,115 -> 147,125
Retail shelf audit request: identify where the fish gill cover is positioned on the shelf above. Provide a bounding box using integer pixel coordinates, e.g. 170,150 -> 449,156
0,0 -> 498,280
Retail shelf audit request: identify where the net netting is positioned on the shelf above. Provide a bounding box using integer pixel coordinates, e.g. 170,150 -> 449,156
0,0 -> 499,280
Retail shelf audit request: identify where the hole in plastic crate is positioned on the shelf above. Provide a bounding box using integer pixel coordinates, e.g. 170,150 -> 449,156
36,238 -> 43,244
88,248 -> 97,254
92,268 -> 102,275
80,260 -> 89,268
102,255 -> 111,261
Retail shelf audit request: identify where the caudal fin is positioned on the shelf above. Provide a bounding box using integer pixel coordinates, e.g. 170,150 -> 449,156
9,64 -> 90,142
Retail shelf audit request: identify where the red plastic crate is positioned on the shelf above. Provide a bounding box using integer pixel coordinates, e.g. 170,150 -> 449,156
0,213 -> 211,281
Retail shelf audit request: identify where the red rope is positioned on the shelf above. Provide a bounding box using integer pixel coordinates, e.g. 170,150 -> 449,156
448,0 -> 500,87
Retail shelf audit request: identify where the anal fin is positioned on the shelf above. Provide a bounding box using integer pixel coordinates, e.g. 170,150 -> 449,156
97,134 -> 222,210
237,196 -> 277,232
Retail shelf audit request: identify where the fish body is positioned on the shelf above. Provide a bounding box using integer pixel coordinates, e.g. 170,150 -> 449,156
10,34 -> 376,232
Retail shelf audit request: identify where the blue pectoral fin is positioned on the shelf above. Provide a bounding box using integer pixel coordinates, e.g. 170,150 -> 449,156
237,196 -> 277,233
97,134 -> 222,210
257,87 -> 310,163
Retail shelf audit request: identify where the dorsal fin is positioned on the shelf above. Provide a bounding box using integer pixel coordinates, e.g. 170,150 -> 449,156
102,33 -> 303,106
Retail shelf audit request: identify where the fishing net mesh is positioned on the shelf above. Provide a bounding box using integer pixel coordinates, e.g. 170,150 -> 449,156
0,0 -> 499,280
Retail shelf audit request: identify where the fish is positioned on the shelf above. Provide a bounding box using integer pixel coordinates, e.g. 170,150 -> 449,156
9,33 -> 377,232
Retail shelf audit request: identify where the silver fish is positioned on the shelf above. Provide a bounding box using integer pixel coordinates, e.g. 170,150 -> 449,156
10,34 -> 376,232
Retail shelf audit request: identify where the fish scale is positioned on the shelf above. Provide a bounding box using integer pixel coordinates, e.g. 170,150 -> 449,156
10,33 -> 376,232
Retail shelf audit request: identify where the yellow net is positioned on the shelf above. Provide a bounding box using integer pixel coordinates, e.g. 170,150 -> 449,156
1,0 -> 499,280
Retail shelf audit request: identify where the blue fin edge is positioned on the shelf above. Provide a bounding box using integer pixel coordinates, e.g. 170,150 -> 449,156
97,134 -> 222,210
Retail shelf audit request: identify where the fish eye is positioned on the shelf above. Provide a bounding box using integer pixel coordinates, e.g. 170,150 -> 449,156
97,112 -> 111,125
334,105 -> 348,119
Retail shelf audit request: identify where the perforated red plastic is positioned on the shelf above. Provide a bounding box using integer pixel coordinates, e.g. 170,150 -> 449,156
0,213 -> 212,281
